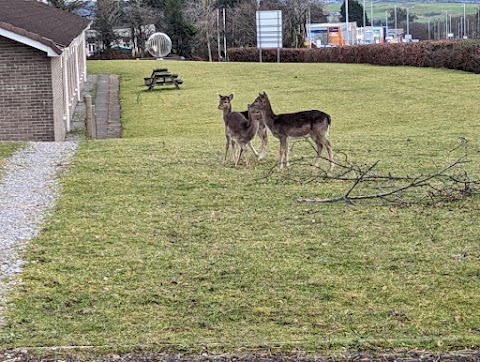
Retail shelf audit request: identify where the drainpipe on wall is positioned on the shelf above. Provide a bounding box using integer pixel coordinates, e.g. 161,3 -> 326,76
82,31 -> 87,82
74,41 -> 80,103
62,51 -> 70,132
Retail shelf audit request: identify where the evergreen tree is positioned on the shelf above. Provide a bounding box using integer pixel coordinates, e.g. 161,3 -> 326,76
387,7 -> 418,27
159,0 -> 197,57
340,0 -> 370,26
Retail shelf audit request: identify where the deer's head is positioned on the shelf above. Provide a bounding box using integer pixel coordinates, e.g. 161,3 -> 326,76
247,103 -> 262,121
218,94 -> 234,111
252,91 -> 269,110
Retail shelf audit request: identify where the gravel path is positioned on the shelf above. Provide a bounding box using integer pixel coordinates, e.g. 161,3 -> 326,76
0,141 -> 77,325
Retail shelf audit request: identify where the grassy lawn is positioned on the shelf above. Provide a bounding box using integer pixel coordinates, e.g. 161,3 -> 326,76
323,1 -> 480,23
1,60 -> 480,354
0,142 -> 24,176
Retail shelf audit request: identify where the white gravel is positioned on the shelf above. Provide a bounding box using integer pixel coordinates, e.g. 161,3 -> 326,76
0,141 -> 77,325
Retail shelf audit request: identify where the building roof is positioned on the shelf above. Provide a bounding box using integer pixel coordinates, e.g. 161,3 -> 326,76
0,0 -> 91,55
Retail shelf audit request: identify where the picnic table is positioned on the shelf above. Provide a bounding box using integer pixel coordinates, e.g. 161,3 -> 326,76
144,68 -> 183,91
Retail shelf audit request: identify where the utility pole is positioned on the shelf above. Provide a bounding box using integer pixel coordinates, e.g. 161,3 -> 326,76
385,11 -> 389,41
216,8 -> 221,60
346,0 -> 350,45
371,1 -> 374,42
362,0 -> 366,43
394,5 -> 397,41
445,11 -> 448,39
307,6 -> 312,48
363,0 -> 366,27
222,7 -> 227,60
449,13 -> 452,37
371,1 -> 373,26
406,7 -> 409,40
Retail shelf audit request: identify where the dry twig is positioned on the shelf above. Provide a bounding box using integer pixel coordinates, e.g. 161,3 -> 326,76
295,138 -> 480,205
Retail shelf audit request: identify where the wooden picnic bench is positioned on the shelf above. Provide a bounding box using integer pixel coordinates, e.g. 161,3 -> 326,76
144,68 -> 183,91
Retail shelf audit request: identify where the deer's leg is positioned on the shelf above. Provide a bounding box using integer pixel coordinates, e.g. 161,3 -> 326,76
285,138 -> 290,168
248,142 -> 259,157
313,135 -> 334,173
224,136 -> 231,165
232,140 -> 238,163
234,147 -> 242,166
234,143 -> 248,167
279,137 -> 287,170
242,144 -> 250,167
313,139 -> 323,168
325,138 -> 334,173
257,126 -> 268,161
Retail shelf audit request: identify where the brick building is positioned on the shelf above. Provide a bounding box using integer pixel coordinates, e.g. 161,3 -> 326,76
0,0 -> 91,141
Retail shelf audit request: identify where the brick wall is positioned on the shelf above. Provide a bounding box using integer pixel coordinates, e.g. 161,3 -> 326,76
0,36 -> 55,141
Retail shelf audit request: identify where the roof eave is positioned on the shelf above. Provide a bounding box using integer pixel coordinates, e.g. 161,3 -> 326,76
0,22 -> 62,56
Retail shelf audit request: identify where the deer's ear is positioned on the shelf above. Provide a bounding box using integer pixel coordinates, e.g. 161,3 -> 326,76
229,94 -> 234,100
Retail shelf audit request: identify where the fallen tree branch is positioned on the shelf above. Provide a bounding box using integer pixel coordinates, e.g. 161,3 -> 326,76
297,139 -> 480,205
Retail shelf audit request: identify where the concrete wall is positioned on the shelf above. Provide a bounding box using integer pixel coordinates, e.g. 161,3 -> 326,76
51,55 -> 66,141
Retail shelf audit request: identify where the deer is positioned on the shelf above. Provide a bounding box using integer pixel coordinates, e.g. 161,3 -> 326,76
240,107 -> 268,161
251,91 -> 334,172
217,94 -> 261,167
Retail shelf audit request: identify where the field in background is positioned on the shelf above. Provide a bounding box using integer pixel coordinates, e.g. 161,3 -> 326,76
323,1 -> 480,23
1,60 -> 480,354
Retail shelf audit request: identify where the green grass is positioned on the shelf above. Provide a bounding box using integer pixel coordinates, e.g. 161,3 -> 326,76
2,60 -> 480,355
323,1 -> 480,23
0,142 -> 25,176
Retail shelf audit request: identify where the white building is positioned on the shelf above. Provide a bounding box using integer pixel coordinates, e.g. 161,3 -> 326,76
357,26 -> 385,44
307,22 -> 358,47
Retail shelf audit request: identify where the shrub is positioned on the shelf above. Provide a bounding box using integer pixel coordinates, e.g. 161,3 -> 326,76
227,40 -> 480,74
88,50 -> 134,60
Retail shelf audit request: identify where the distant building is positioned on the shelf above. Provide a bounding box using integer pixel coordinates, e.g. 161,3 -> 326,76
357,27 -> 385,44
386,28 -> 405,43
86,24 -> 156,57
307,22 -> 358,47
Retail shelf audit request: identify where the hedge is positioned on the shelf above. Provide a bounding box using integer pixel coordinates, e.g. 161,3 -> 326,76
227,40 -> 480,74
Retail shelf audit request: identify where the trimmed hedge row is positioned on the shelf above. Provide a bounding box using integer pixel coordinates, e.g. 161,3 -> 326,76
227,40 -> 480,74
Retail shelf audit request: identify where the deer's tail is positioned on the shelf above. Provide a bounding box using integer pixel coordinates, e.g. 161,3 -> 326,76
311,112 -> 331,135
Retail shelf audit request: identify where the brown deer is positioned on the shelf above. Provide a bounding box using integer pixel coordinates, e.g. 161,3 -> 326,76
251,91 -> 334,172
240,107 -> 268,161
218,94 -> 261,167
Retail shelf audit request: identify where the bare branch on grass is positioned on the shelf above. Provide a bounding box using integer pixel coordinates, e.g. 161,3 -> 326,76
292,138 -> 480,205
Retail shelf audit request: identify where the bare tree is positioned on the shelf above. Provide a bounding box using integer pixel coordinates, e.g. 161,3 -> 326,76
155,0 -> 197,57
45,0 -> 84,12
123,1 -> 158,57
226,0 -> 258,47
282,0 -> 309,47
281,0 -> 327,48
94,0 -> 124,51
185,0 -> 216,61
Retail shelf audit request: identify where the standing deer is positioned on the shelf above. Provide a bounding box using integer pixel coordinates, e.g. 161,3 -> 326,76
218,94 -> 261,167
251,91 -> 334,172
